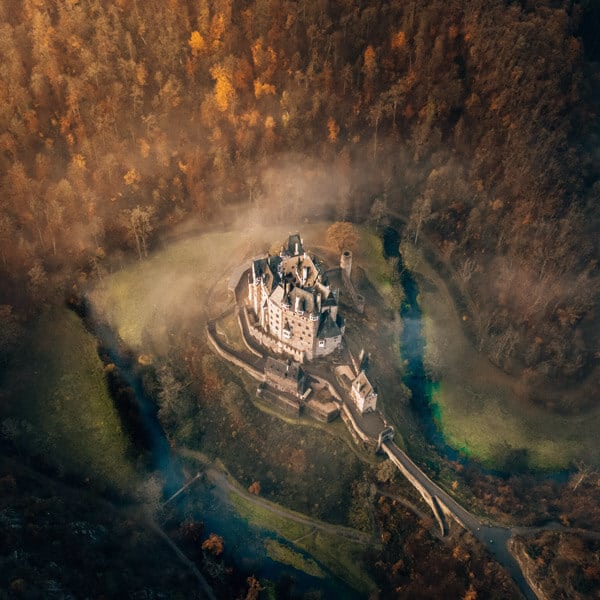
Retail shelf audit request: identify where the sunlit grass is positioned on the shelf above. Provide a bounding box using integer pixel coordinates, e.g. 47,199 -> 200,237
357,227 -> 403,311
2,308 -> 137,491
403,241 -> 600,469
229,488 -> 376,594
263,539 -> 326,579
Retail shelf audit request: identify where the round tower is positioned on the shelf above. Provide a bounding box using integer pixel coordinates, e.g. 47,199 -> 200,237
340,250 -> 352,279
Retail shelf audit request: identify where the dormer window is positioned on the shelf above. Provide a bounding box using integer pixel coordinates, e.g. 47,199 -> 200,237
283,321 -> 292,339
318,339 -> 325,348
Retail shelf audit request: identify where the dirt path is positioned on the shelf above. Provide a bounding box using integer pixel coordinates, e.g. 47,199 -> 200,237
178,447 -> 375,546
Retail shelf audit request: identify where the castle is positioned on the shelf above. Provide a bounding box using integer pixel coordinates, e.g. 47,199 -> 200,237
247,234 -> 345,362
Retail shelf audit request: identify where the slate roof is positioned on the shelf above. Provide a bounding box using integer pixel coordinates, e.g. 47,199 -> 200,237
289,287 -> 316,313
287,234 -> 304,256
352,370 -> 376,398
265,356 -> 302,378
318,313 -> 342,338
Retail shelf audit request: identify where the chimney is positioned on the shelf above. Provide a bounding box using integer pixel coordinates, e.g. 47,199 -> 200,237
295,242 -> 299,255
295,296 -> 301,312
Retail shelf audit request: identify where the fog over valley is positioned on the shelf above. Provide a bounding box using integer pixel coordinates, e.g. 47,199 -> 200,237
0,1 -> 599,598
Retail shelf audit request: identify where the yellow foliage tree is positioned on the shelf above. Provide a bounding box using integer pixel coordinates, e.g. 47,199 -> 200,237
202,533 -> 224,556
253,79 -> 276,99
391,31 -> 406,49
210,14 -> 225,51
188,30 -> 205,55
363,45 -> 377,81
327,117 -> 339,143
210,65 -> 235,113
327,221 -> 358,253
123,168 -> 141,186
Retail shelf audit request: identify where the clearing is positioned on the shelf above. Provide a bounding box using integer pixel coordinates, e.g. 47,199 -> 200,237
402,241 -> 600,470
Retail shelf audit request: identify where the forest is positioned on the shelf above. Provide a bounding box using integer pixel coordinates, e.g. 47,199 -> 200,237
0,0 -> 600,600
1,0 -> 598,405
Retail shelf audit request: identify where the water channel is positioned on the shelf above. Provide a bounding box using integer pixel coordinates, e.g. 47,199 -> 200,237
78,300 -> 361,599
381,227 -> 457,459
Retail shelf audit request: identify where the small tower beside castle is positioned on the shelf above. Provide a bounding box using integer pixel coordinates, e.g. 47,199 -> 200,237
339,249 -> 365,313
340,250 -> 352,279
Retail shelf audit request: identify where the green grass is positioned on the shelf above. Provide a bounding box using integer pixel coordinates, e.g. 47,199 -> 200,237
2,308 -> 137,491
89,231 -> 250,352
263,539 -> 326,579
402,241 -> 600,470
229,488 -> 376,594
357,227 -> 404,311
90,224 -> 333,353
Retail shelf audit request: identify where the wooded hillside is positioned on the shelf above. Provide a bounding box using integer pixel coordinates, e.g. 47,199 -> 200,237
0,0 -> 598,403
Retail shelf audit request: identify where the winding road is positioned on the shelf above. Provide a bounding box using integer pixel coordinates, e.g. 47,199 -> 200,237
380,440 -> 537,600
178,448 -> 376,547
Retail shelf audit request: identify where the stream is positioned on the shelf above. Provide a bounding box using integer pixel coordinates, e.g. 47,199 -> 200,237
382,226 -> 542,600
77,299 -> 361,599
381,227 -> 455,459
81,225 -> 547,600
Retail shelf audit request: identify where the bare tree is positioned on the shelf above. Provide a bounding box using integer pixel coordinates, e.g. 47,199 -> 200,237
126,205 -> 156,260
407,195 -> 431,245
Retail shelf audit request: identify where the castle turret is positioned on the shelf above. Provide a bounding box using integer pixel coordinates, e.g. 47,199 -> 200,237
340,250 -> 352,279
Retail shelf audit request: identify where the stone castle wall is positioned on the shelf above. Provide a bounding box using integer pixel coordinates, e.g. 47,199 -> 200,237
244,306 -> 305,362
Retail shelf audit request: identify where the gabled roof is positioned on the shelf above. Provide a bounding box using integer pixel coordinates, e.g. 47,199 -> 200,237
289,287 -> 316,313
253,256 -> 281,293
352,370 -> 376,398
280,254 -> 320,288
287,234 -> 304,256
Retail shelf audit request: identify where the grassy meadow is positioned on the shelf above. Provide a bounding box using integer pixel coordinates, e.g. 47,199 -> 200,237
401,242 -> 600,470
89,223 -> 331,353
1,308 -> 137,491
227,482 -> 376,594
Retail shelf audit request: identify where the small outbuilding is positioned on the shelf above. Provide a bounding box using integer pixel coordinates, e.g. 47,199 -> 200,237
351,370 -> 378,414
265,357 -> 310,398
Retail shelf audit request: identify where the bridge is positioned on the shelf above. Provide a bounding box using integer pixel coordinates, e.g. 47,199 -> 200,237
210,261 -> 539,599
378,439 -> 479,536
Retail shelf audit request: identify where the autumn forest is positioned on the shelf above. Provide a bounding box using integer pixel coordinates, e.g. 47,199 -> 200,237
1,0 -> 600,597
1,0 -> 598,403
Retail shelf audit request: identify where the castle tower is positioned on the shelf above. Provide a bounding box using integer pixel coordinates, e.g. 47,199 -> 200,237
340,250 -> 352,279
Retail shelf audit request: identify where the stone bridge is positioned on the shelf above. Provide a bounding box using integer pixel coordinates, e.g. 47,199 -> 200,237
379,440 -> 480,537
